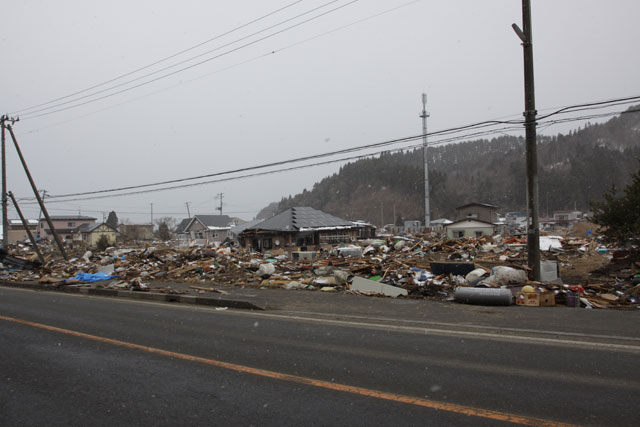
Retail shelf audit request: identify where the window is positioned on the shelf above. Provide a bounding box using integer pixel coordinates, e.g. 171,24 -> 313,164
263,238 -> 272,249
475,231 -> 484,238
453,230 -> 465,238
296,236 -> 313,247
319,231 -> 350,244
68,222 -> 76,227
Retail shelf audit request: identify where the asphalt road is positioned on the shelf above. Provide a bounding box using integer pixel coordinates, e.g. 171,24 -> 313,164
1,286 -> 639,426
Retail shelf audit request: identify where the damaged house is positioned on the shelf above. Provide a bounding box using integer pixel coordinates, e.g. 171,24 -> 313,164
180,215 -> 236,246
238,207 -> 374,252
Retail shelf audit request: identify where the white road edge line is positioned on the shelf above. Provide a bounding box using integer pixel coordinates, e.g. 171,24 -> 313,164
3,286 -> 639,352
229,311 -> 640,352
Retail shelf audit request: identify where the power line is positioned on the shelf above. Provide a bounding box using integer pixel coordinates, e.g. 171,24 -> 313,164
18,125 -> 529,205
19,0 -> 361,120
18,0 -> 340,117
15,97 -> 640,205
41,94 -> 640,201
44,118 -> 522,200
11,0 -> 307,115
36,206 -> 258,216
22,0 -> 420,135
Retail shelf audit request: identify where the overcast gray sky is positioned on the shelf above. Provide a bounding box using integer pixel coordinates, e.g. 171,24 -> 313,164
1,0 -> 639,223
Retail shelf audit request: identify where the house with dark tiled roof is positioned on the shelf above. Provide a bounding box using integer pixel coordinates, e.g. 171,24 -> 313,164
238,207 -> 375,252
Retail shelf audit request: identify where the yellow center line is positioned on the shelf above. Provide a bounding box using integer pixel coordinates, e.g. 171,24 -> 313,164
1,314 -> 578,427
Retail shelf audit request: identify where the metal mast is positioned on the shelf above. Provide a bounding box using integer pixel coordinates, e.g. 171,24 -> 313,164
420,93 -> 430,229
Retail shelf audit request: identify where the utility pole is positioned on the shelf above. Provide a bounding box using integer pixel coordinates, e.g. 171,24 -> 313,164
6,124 -> 67,260
216,193 -> 223,215
8,191 -> 45,265
150,203 -> 153,225
1,114 -> 18,247
185,202 -> 191,218
37,190 -> 48,238
513,0 -> 540,280
420,93 -> 430,229
1,115 -> 6,247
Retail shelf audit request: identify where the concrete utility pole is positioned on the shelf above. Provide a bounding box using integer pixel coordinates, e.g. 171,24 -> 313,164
216,193 -> 223,215
185,202 -> 191,218
1,115 -> 7,247
513,0 -> 541,280
420,93 -> 430,229
1,115 -> 18,247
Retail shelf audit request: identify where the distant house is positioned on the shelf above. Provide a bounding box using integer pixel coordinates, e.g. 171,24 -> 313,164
181,215 -> 236,245
553,210 -> 582,226
445,219 -> 495,239
505,211 -> 528,233
404,220 -> 422,234
174,218 -> 192,244
38,216 -> 97,243
430,218 -> 453,233
77,222 -> 118,247
6,219 -> 39,244
539,217 -> 556,231
455,203 -> 499,224
238,207 -> 366,252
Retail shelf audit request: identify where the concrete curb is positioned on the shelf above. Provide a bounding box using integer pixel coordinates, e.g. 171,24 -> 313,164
0,281 -> 265,311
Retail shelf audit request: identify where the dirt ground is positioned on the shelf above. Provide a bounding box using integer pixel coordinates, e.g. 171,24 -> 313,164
557,252 -> 610,284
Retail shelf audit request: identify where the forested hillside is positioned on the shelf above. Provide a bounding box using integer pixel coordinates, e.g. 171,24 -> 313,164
257,109 -> 640,225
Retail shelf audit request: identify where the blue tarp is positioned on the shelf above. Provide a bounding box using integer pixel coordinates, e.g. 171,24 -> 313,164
71,272 -> 115,282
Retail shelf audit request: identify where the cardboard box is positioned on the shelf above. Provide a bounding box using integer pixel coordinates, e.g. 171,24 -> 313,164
516,291 -> 556,307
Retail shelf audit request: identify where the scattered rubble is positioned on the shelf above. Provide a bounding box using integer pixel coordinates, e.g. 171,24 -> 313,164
0,232 -> 638,310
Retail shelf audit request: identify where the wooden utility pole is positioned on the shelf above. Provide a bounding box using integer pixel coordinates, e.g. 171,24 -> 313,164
6,124 -> 67,260
513,0 -> 540,280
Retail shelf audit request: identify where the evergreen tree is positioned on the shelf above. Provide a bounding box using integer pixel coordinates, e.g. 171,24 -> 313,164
106,211 -> 118,228
156,222 -> 171,241
590,163 -> 640,254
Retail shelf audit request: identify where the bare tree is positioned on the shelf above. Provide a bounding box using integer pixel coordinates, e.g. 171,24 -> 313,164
154,217 -> 176,241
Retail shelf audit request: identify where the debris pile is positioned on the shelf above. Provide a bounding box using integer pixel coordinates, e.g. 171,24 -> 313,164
0,233 -> 638,309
